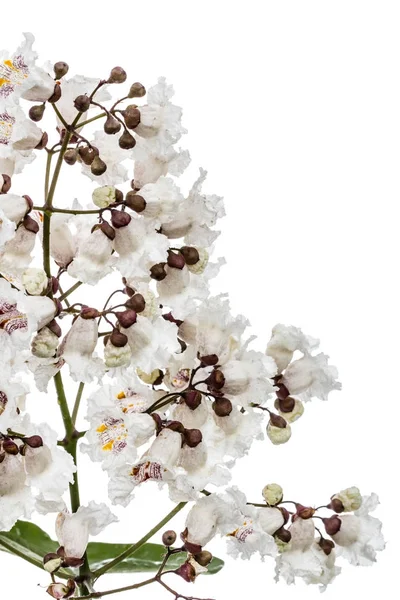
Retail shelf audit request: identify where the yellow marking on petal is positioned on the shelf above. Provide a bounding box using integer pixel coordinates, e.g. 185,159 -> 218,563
117,391 -> 126,399
96,424 -> 107,433
102,441 -> 114,452
3,60 -> 14,69
0,77 -> 10,87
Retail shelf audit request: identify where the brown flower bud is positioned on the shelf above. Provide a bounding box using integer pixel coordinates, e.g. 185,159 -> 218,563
181,246 -> 200,265
150,262 -> 167,281
23,215 -> 39,234
212,397 -> 232,417
175,562 -> 196,583
206,369 -> 225,390
18,444 -> 26,456
74,94 -> 91,112
80,307 -> 101,319
110,328 -> 128,348
91,155 -> 107,176
125,293 -> 146,312
2,439 -> 19,455
279,507 -> 290,524
35,132 -> 48,150
276,382 -> 290,400
22,194 -> 34,212
184,390 -> 202,411
111,209 -> 131,228
100,221 -> 116,240
63,149 -> 78,165
124,285 -> 135,296
166,420 -> 185,433
108,67 -> 127,83
128,82 -> 146,98
118,130 -> 136,149
79,146 -> 99,166
53,62 -> 69,79
28,104 -> 45,122
275,527 -> 292,543
104,115 -> 122,135
162,530 -> 177,546
278,396 -> 296,413
123,105 -> 141,129
1,174 -> 11,194
194,550 -> 213,566
296,504 -> 315,519
167,250 -> 185,270
319,537 -> 335,555
47,319 -> 62,338
43,552 -> 63,573
125,191 -> 146,212
323,515 -> 342,536
48,83 -> 62,104
23,435 -> 43,448
328,497 -> 345,513
269,413 -> 287,428
184,428 -> 203,448
199,354 -> 219,367
117,309 -> 137,328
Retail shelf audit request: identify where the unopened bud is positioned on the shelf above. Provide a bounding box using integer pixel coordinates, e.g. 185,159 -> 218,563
278,395 -> 296,413
1,174 -> 11,194
74,94 -> 91,112
166,420 -> 185,433
23,435 -> 43,448
212,397 -> 232,417
48,83 -> 62,104
184,428 -> 203,448
181,246 -> 200,265
323,515 -> 342,536
137,368 -> 164,385
128,82 -> 146,98
296,504 -> 315,519
199,354 -> 219,367
175,562 -> 196,583
104,115 -> 122,135
184,390 -> 202,410
23,215 -> 39,234
150,263 -> 167,281
125,190 -> 146,212
54,62 -> 69,79
319,537 -> 335,555
110,328 -> 128,347
80,307 -> 101,319
125,293 -> 146,312
269,413 -> 287,428
63,149 -> 78,165
167,250 -> 185,270
35,132 -> 48,150
91,155 -> 107,176
29,104 -> 45,122
117,309 -> 137,328
79,146 -> 99,165
46,579 -> 75,599
206,369 -> 225,390
111,209 -> 131,228
275,527 -> 291,543
43,552 -> 63,573
2,439 -> 19,455
276,382 -> 290,400
262,483 -> 283,506
328,497 -> 344,513
100,221 -> 116,240
123,105 -> 141,129
47,319 -> 62,338
118,130 -> 136,149
162,530 -> 177,546
194,551 -> 213,566
108,67 -> 127,83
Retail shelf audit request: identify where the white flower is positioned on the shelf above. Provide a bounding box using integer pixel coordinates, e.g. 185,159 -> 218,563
81,131 -> 132,186
61,316 -> 104,383
133,136 -> 190,187
0,105 -> 43,176
56,75 -> 110,127
68,228 -> 114,285
185,493 -> 235,548
282,353 -> 341,401
332,486 -> 363,512
31,327 -> 59,358
266,324 -> 319,373
257,507 -> 285,535
22,267 -> 47,295
275,543 -> 340,589
133,176 -> 184,228
0,223 -> 36,277
266,421 -> 292,445
332,493 -> 385,566
0,193 -> 31,223
289,517 -> 316,550
0,208 -> 15,251
219,350 -> 276,408
104,340 -> 131,368
56,501 -> 117,558
0,452 -> 34,531
92,185 -> 117,208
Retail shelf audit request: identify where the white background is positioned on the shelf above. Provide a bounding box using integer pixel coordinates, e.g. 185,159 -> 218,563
1,1 -> 399,599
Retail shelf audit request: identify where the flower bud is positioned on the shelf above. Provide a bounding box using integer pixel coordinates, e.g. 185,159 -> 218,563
23,215 -> 39,234
212,397 -> 232,417
167,250 -> 186,270
1,174 -> 11,194
275,382 -> 290,400
111,209 -> 131,228
267,421 -> 292,445
166,420 -> 185,434
199,354 -> 219,367
79,146 -> 99,165
328,498 -> 344,513
2,439 -> 19,455
23,435 -> 44,448
91,155 -> 107,176
269,412 -> 287,428
74,94 -> 91,112
262,483 -> 283,506
29,104 -> 45,122
100,221 -> 116,240
184,428 -> 203,448
181,246 -> 200,265
117,309 -> 137,328
162,530 -> 177,546
47,319 -> 62,338
175,561 -> 196,583
330,487 -> 362,512
104,338 -> 131,368
274,527 -> 292,543
137,368 -> 164,385
126,293 -> 146,312
118,130 -> 136,149
123,105 -> 141,129
80,307 -> 101,319
63,149 -> 78,165
125,191 -> 146,212
35,132 -> 48,150
31,326 -> 59,358
206,369 -> 225,390
184,390 -> 202,411
46,579 -> 75,599
296,504 -> 315,519
194,550 -> 213,567
48,83 -> 62,104
93,185 -> 117,208
54,62 -> 69,79
323,515 -> 342,536
128,82 -> 146,98
150,262 -> 167,281
43,552 -> 63,573
22,268 -> 48,295
104,115 -> 122,135
319,537 -> 335,555
110,328 -> 129,347
277,395 -> 295,413
108,67 -> 127,83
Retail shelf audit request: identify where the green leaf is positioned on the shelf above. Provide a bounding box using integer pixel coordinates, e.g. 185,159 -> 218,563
0,521 -> 224,576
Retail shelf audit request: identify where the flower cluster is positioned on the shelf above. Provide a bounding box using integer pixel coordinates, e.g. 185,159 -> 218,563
0,34 -> 384,599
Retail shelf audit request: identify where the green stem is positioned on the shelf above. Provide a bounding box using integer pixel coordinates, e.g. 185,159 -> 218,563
51,103 -> 69,129
73,577 -> 157,599
53,371 -> 74,438
75,112 -> 107,129
59,281 -> 83,301
93,502 -> 187,579
0,537 -> 70,579
34,206 -> 101,215
72,383 -> 85,426
45,131 -> 72,210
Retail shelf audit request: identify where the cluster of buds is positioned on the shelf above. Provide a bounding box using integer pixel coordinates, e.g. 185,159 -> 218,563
149,245 -> 202,281
153,414 -> 203,449
160,528 -> 213,584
